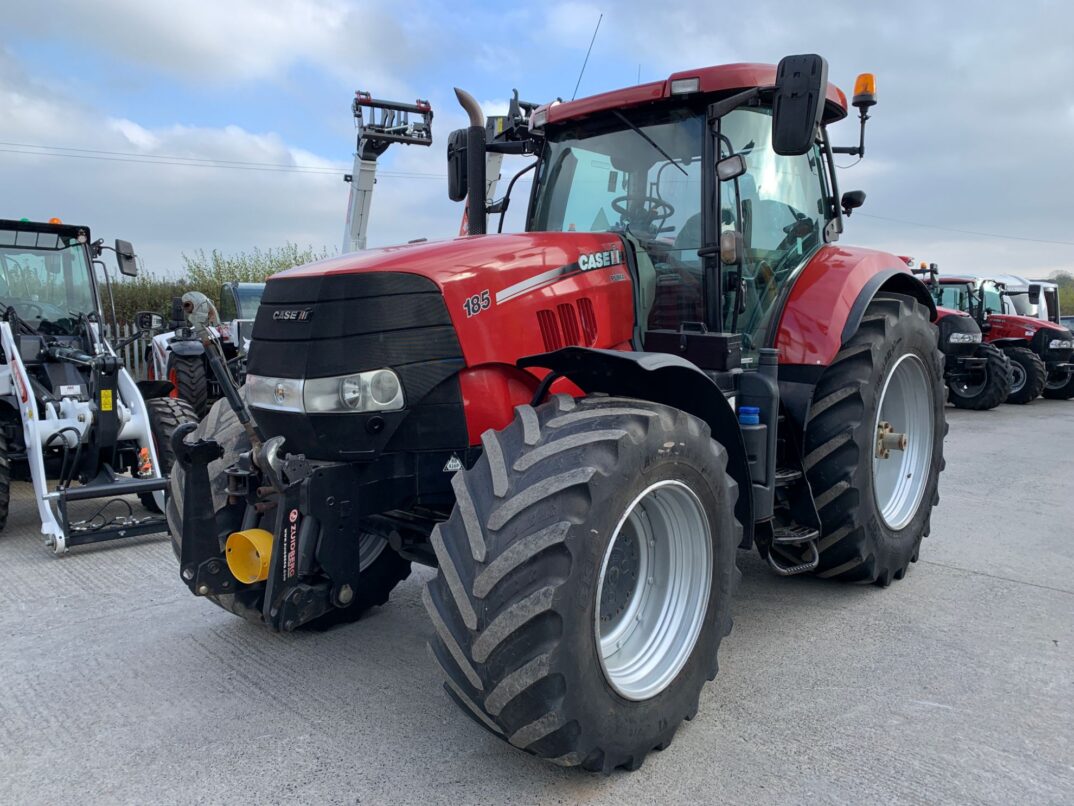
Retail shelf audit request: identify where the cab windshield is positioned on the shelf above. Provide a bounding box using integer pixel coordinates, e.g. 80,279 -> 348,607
234,283 -> 264,320
530,106 -> 704,254
529,103 -> 831,357
937,283 -> 974,312
0,228 -> 97,335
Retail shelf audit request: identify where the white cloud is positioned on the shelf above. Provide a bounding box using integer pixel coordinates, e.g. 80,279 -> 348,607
5,0 -> 423,92
0,53 -> 466,274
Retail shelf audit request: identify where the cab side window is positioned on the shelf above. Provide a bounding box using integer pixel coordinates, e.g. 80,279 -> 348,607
218,285 -> 237,321
719,107 -> 828,349
982,282 -> 1003,314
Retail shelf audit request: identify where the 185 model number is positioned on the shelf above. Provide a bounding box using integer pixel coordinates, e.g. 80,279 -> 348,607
463,290 -> 491,318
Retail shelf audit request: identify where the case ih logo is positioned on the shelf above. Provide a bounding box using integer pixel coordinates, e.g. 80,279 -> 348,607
578,247 -> 623,272
272,308 -> 312,321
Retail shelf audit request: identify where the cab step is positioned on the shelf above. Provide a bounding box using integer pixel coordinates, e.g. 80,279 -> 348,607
774,467 -> 803,486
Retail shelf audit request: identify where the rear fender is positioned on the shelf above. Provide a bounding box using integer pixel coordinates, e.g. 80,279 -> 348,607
774,246 -> 937,367
518,346 -> 754,543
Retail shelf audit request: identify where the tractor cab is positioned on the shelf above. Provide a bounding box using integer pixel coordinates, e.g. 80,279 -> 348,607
456,58 -> 877,368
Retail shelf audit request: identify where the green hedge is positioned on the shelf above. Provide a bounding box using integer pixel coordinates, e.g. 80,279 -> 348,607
108,243 -> 330,324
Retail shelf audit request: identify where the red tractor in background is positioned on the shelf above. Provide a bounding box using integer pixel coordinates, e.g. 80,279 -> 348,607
905,260 -> 1011,410
930,274 -> 1074,402
169,56 -> 947,772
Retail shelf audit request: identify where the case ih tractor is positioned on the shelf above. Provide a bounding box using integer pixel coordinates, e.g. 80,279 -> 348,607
907,261 -> 1010,410
931,274 -> 1074,402
0,218 -> 198,552
170,56 -> 947,772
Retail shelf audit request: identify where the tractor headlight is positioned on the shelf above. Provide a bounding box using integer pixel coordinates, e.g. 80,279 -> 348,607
1048,338 -> 1072,350
948,332 -> 982,344
305,369 -> 405,413
247,370 -> 405,414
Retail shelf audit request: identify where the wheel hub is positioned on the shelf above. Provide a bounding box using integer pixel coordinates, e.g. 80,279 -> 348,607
875,421 -> 908,460
1010,362 -> 1026,393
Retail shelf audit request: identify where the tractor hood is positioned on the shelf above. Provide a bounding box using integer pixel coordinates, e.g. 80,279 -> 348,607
268,232 -> 637,367
986,314 -> 1068,336
247,232 -> 637,461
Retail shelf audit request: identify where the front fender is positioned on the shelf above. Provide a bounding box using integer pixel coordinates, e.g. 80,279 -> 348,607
168,339 -> 206,358
518,347 -> 754,543
773,245 -> 936,366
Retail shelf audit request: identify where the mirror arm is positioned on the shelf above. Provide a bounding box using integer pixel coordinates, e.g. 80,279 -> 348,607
831,109 -> 870,157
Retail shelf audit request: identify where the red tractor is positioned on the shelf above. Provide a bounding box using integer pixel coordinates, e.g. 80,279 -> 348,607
170,56 -> 947,772
905,261 -> 1011,410
930,274 -> 1074,402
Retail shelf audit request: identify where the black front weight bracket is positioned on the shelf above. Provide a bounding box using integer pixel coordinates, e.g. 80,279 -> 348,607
173,423 -> 238,597
263,477 -> 333,631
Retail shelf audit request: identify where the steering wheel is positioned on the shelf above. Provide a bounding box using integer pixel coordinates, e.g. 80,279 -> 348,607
20,302 -> 44,319
611,195 -> 675,230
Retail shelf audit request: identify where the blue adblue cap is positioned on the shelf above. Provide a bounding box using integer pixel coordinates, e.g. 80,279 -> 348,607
738,406 -> 760,426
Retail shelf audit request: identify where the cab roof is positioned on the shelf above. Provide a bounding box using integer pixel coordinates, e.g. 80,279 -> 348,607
544,62 -> 849,126
0,217 -> 91,243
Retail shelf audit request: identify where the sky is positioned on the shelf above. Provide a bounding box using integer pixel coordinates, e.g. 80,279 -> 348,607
2,0 -> 1072,278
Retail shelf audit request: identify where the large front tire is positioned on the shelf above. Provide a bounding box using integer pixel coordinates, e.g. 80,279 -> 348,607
803,294 -> 946,585
1042,367 -> 1074,400
947,343 -> 1011,411
424,395 -> 740,772
1004,346 -> 1046,404
167,354 -> 210,418
140,396 -> 200,513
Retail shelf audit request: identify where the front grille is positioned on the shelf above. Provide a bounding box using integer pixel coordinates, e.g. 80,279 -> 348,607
247,271 -> 467,460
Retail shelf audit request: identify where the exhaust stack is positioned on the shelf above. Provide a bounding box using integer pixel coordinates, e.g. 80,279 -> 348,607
454,87 -> 487,236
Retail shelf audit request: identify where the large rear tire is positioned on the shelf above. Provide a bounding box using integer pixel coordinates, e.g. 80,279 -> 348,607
167,354 -> 209,418
947,343 -> 1011,411
803,294 -> 946,585
1004,346 -> 1046,404
139,397 -> 200,513
167,398 -> 410,628
424,395 -> 740,772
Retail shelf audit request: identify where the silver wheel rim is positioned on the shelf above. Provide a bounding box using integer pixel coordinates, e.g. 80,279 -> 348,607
358,532 -> 387,571
1010,362 -> 1026,393
1045,370 -> 1070,391
595,480 -> 712,701
953,375 -> 986,398
872,353 -> 934,530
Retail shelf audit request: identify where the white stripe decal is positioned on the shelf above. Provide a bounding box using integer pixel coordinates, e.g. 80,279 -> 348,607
495,264 -> 577,305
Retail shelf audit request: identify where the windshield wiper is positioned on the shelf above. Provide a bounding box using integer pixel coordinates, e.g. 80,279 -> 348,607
611,111 -> 687,176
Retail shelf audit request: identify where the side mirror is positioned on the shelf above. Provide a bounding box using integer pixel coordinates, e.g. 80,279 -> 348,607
716,154 -> 747,182
115,239 -> 138,277
447,128 -> 469,202
1029,284 -> 1041,305
134,310 -> 164,333
771,53 -> 828,156
841,190 -> 866,215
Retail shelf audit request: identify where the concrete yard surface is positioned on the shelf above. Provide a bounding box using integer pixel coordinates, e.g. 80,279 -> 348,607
1,402 -> 1072,805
